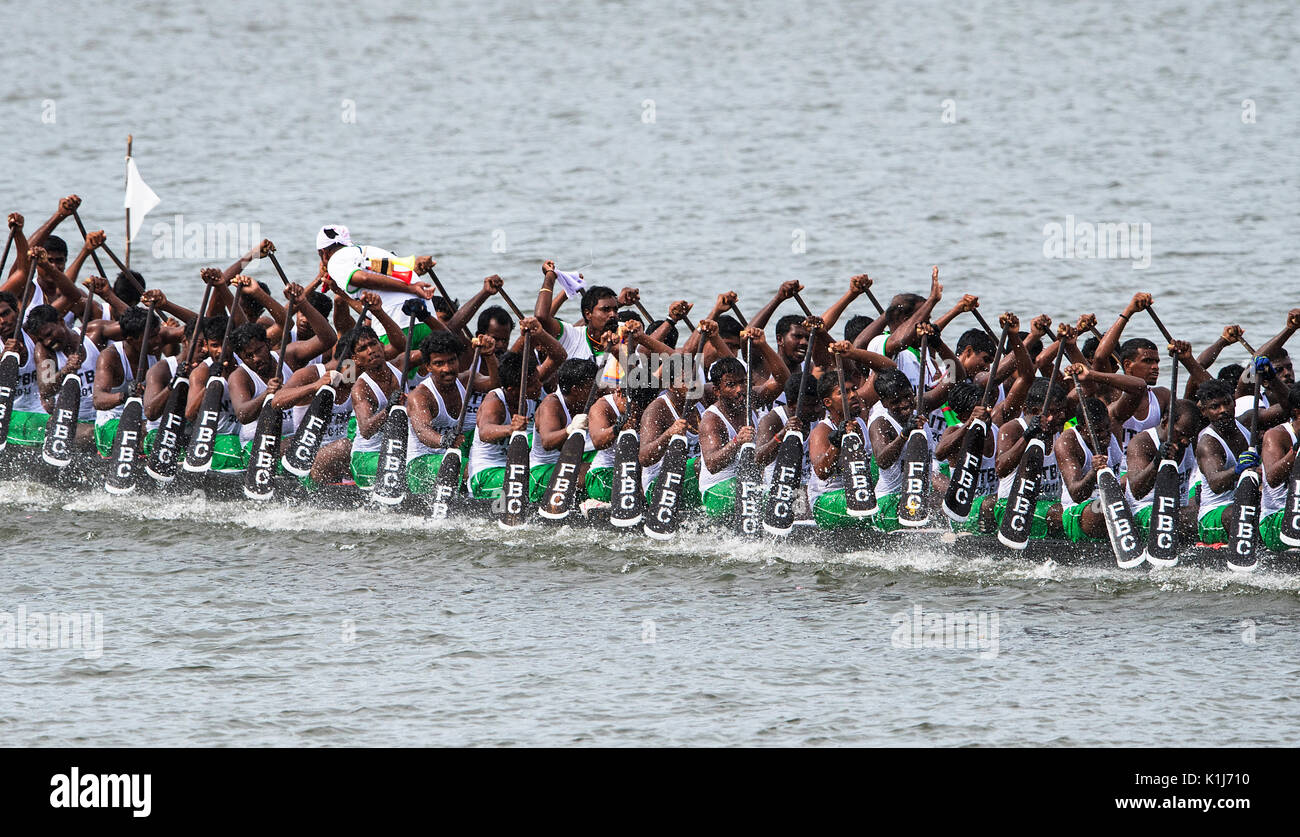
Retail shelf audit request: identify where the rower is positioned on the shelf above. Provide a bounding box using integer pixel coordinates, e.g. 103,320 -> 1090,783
807,369 -> 871,529
866,368 -> 925,532
406,331 -> 476,496
228,323 -> 295,459
698,358 -> 756,520
1055,396 -> 1126,543
639,329 -> 709,508
27,303 -> 107,452
1258,382 -> 1300,552
755,370 -> 820,484
274,289 -> 337,370
992,375 -> 1070,540
0,290 -> 46,448
530,359 -> 598,501
348,326 -> 407,490
456,308 -> 511,460
184,313 -> 245,472
141,316 -> 202,454
316,223 -> 438,350
92,306 -> 164,457
467,347 -> 541,500
535,261 -> 624,367
1123,398 -> 1202,539
1235,310 -> 1299,428
1191,379 -> 1252,546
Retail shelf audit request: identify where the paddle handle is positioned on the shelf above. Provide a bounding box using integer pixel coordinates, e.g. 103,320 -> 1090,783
70,210 -> 116,288
863,288 -> 886,316
214,285 -> 244,371
1146,308 -> 1175,345
517,332 -> 531,416
449,346 -> 483,440
265,251 -> 292,287
792,292 -> 814,319
970,308 -> 997,340
1164,344 -> 1179,445
729,303 -> 748,328
398,314 -> 416,394
124,135 -> 133,274
424,268 -> 475,341
130,300 -> 159,396
979,328 -> 1009,407
98,240 -> 147,296
0,226 -> 13,277
496,286 -> 526,322
1238,336 -> 1257,358
180,279 -> 218,376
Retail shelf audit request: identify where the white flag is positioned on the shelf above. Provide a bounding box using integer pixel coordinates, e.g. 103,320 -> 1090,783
555,269 -> 585,297
123,157 -> 160,241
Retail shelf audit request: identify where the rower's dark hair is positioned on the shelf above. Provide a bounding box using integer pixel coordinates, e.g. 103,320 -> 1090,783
44,235 -> 68,258
239,283 -> 270,319
1120,337 -> 1157,367
1217,363 -> 1243,385
885,294 -> 924,328
498,351 -> 526,388
0,291 -> 17,312
1195,378 -> 1233,404
875,368 -> 913,402
1169,398 -> 1203,431
1268,347 -> 1291,362
306,291 -> 332,318
1287,383 -> 1300,414
117,305 -> 160,340
817,369 -> 843,403
776,314 -> 806,339
201,314 -> 229,342
1026,377 -> 1066,410
715,315 -> 741,339
1082,336 -> 1099,361
432,295 -> 456,319
580,285 -> 617,317
114,271 -> 145,306
709,356 -> 746,386
956,328 -> 996,357
783,369 -> 818,406
476,305 -> 512,336
647,319 -> 679,348
617,310 -> 643,327
334,325 -> 377,362
557,358 -> 597,392
419,330 -> 463,360
1079,397 -> 1110,438
947,380 -> 981,418
630,381 -> 660,408
24,304 -> 62,332
231,322 -> 268,353
844,314 -> 872,344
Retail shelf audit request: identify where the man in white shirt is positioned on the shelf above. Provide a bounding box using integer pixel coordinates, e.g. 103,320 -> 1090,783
316,224 -> 437,334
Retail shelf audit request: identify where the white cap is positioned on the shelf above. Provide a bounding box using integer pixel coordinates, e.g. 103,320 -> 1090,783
316,224 -> 352,250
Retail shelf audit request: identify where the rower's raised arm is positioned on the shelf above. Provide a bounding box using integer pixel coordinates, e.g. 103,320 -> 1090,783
285,285 -> 338,369
25,194 -> 78,256
1255,308 -> 1300,366
445,274 -> 501,337
535,261 -> 563,337
748,281 -> 800,331
1094,291 -> 1150,371
887,267 -> 942,355
1196,324 -> 1242,371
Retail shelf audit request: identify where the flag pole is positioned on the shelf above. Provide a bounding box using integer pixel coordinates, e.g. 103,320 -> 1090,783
124,135 -> 133,275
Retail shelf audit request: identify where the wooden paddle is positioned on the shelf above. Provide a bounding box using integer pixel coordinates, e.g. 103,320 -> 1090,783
733,335 -> 764,535
425,268 -> 474,342
943,328 -> 1007,522
103,300 -> 159,494
41,291 -> 98,467
243,296 -> 299,500
1226,353 -> 1264,571
1071,372 -> 1144,568
146,277 -> 216,482
897,331 -> 933,527
538,368 -> 603,520
371,311 -> 418,505
1142,347 -> 1182,567
428,345 -> 483,520
498,331 -> 532,528
998,329 -> 1069,550
763,303 -> 818,536
0,239 -> 40,452
835,353 -> 877,518
183,284 -> 243,472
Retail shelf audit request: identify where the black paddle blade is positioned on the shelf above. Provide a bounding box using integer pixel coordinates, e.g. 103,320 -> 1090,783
497,430 -> 531,528
898,429 -> 931,527
184,377 -> 227,472
644,435 -> 688,539
243,396 -> 283,501
942,420 -> 986,522
1227,471 -> 1262,572
840,430 -> 878,517
146,378 -> 189,483
1097,468 -> 1144,568
0,350 -> 19,450
1281,452 -> 1300,548
763,431 -> 805,536
998,440 -> 1045,550
1142,459 -> 1182,566
428,448 -> 463,519
539,432 -> 587,520
281,384 -> 334,477
733,443 -> 764,536
42,374 -> 82,467
104,398 -> 145,494
609,429 -> 644,527
371,406 -> 410,506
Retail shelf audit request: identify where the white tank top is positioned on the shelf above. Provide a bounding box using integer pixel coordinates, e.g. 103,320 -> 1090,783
1120,388 -> 1163,457
96,341 -> 157,426
290,363 -> 353,444
698,403 -> 747,493
409,377 -> 466,461
590,394 -> 622,470
12,331 -> 43,412
1262,423 -> 1297,516
868,402 -> 905,496
1197,420 -> 1250,519
198,356 -> 241,435
238,352 -> 293,442
146,355 -> 180,432
53,335 -> 101,421
467,387 -> 536,477
1124,426 -> 1195,511
996,416 -> 1061,501
1061,426 -> 1125,508
807,416 -> 870,504
641,393 -> 702,490
351,362 -> 401,454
